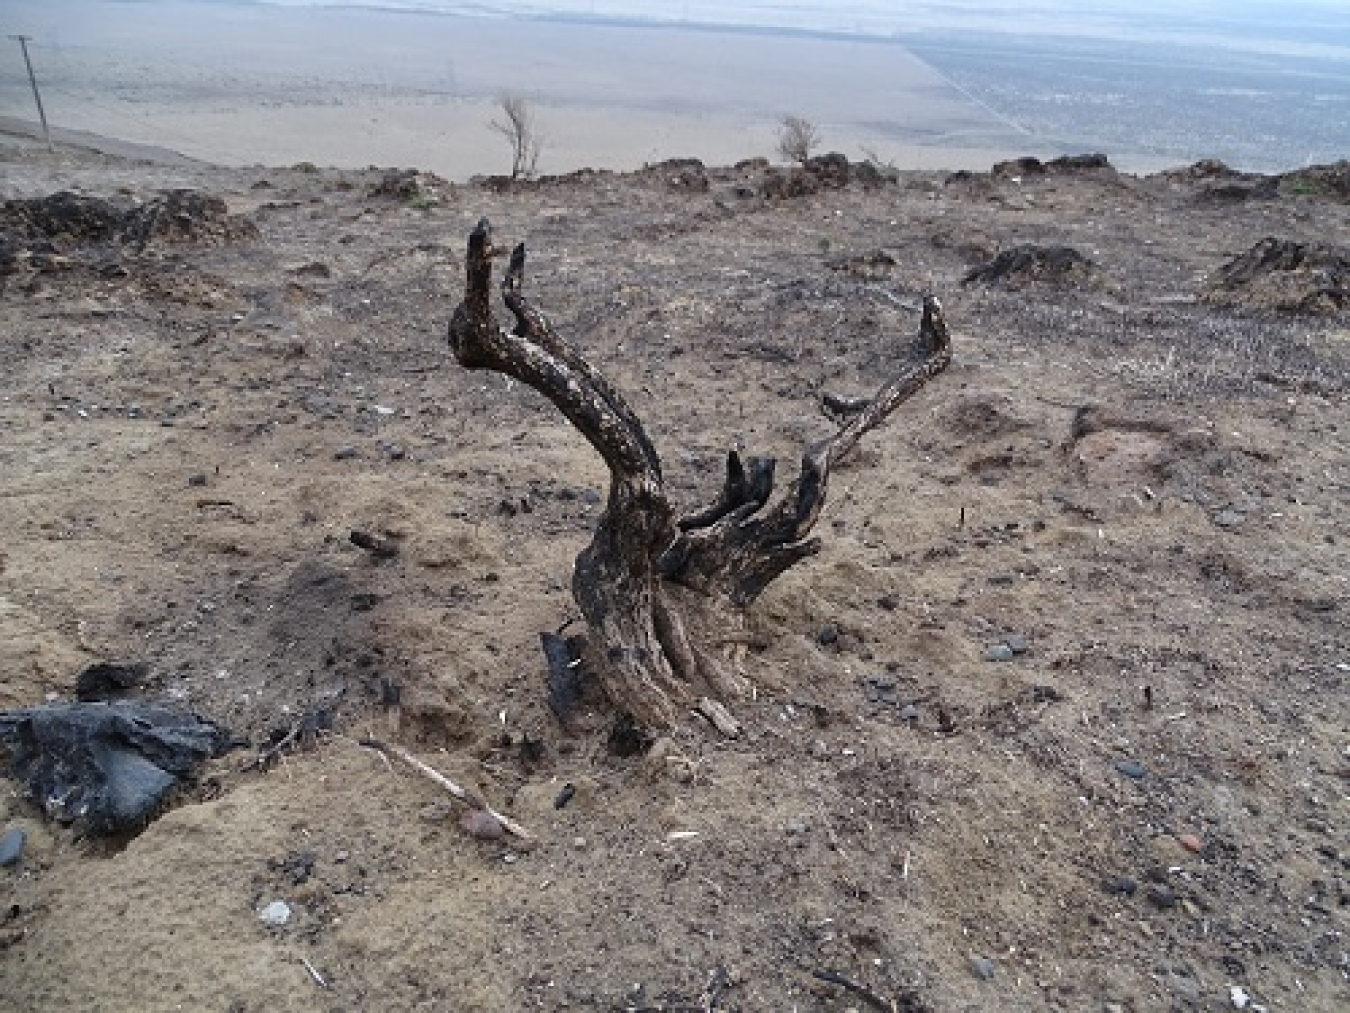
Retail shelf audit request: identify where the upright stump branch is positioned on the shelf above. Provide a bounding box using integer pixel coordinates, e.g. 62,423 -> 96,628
448,219 -> 952,727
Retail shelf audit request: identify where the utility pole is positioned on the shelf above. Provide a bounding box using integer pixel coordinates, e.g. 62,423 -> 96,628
9,34 -> 53,152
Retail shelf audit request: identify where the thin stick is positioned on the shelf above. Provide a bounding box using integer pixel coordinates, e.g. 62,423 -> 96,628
360,738 -> 535,842
299,956 -> 328,988
811,969 -> 897,1012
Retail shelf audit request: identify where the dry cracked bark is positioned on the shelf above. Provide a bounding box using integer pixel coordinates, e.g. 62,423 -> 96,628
449,218 -> 952,727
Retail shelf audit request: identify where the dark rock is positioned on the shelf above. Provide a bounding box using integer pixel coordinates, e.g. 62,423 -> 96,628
1115,759 -> 1146,779
1004,634 -> 1030,655
75,661 -> 149,702
817,623 -> 840,647
333,446 -> 360,460
1147,886 -> 1179,909
0,827 -> 26,867
969,956 -> 996,980
984,644 -> 1015,662
1103,874 -> 1138,896
899,704 -> 920,722
0,702 -> 229,836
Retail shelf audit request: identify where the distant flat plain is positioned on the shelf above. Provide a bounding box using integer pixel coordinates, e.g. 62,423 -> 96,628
1,1 -> 1345,176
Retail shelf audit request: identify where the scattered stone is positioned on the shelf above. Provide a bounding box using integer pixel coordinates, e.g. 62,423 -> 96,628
1214,508 -> 1247,528
187,473 -> 207,487
1004,633 -> 1030,655
1167,971 -> 1201,1005
333,445 -> 360,460
1115,759 -> 1146,780
863,676 -> 898,705
899,703 -> 919,722
987,572 -> 1016,586
459,809 -> 505,841
259,900 -> 292,928
817,623 -> 840,646
984,644 -> 1015,662
1103,874 -> 1138,897
784,818 -> 809,836
1230,985 -> 1251,1009
1177,832 -> 1203,854
969,956 -> 995,980
1147,886 -> 1179,909
0,827 -> 26,867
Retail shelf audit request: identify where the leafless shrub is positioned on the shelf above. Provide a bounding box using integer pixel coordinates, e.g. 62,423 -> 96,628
489,94 -> 543,180
776,115 -> 821,165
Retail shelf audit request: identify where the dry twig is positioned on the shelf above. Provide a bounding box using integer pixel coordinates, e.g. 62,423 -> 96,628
360,737 -> 535,842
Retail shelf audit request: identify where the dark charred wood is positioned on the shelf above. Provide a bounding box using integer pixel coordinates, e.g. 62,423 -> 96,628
448,220 -> 952,727
350,529 -> 398,559
541,631 -> 585,726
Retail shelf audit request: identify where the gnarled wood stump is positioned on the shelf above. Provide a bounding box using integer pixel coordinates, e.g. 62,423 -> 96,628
449,219 -> 952,726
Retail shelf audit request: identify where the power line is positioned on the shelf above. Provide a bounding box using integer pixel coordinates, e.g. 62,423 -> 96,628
8,34 -> 53,152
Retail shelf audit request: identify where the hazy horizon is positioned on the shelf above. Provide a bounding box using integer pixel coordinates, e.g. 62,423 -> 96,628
3,0 -> 1347,174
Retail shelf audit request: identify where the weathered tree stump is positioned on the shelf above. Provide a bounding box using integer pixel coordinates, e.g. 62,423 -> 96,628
449,219 -> 952,726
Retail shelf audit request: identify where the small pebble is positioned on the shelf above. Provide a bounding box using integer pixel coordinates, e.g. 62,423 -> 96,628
817,623 -> 840,646
1004,633 -> 1030,655
899,703 -> 919,722
333,445 -> 360,460
0,827 -> 27,867
1115,759 -> 1146,780
1146,886 -> 1178,910
1230,985 -> 1251,1009
1103,875 -> 1137,897
187,473 -> 207,487
984,644 -> 1015,662
258,900 -> 292,928
459,809 -> 505,841
572,836 -> 588,850
969,956 -> 995,980
1177,832 -> 1203,854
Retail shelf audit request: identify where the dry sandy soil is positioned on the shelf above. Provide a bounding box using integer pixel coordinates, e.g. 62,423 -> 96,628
0,136 -> 1348,1012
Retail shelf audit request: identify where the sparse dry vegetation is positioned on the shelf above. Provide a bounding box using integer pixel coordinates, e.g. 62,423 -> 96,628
488,93 -> 543,180
776,114 -> 822,165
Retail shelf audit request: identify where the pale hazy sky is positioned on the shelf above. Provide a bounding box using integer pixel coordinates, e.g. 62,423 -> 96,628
213,1 -> 1350,57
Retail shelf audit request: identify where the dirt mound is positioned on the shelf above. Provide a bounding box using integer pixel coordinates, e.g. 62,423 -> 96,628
1280,160 -> 1350,202
961,243 -> 1097,288
1205,236 -> 1350,314
1,191 -> 127,242
368,168 -> 453,205
120,189 -> 259,248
